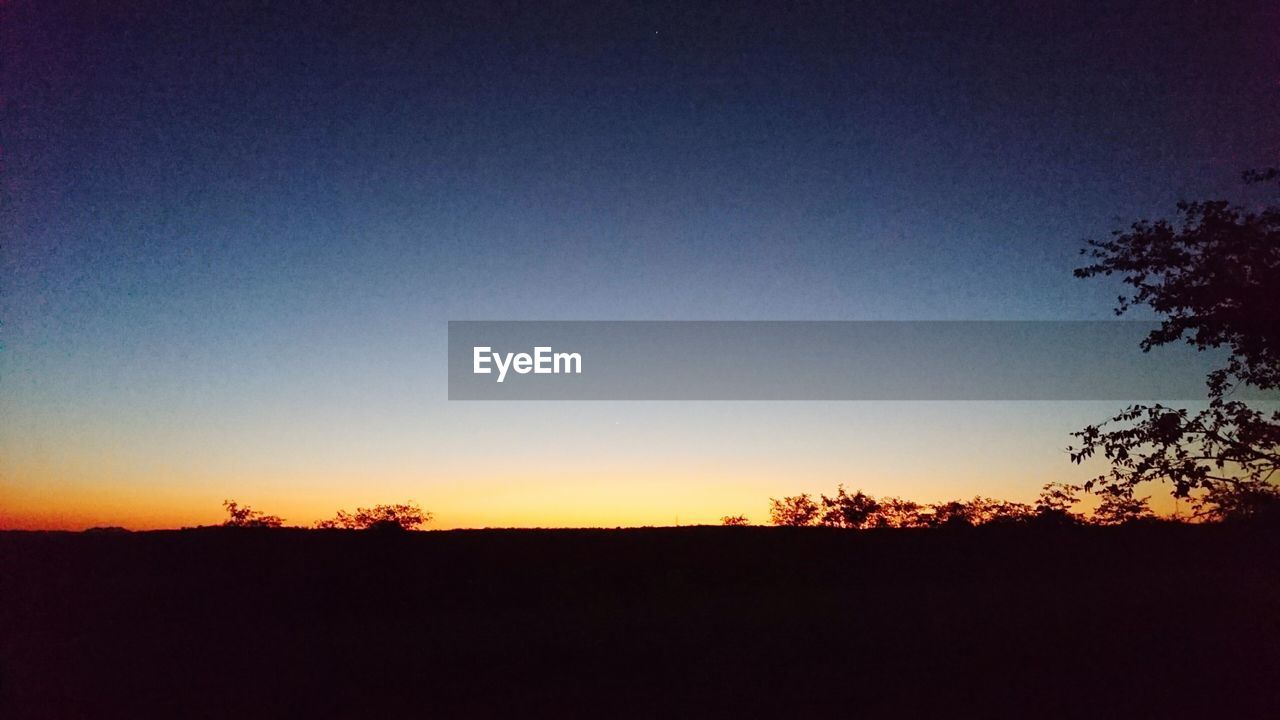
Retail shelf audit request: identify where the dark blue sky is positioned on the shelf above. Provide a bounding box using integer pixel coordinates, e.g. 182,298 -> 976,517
3,0 -> 1278,527
8,0 -> 1278,322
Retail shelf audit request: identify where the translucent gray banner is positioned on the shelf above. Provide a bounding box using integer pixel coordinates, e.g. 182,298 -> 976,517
447,321 -> 1273,401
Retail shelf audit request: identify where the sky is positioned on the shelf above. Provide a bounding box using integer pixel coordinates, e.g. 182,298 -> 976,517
2,0 -> 1278,529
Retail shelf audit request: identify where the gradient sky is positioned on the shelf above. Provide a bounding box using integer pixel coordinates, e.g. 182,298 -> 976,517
3,0 -> 1278,529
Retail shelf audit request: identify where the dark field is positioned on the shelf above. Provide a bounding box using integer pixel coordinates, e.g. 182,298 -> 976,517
2,525 -> 1278,718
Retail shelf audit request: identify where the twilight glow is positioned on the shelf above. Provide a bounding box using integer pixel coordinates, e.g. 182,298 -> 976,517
2,1 -> 1276,529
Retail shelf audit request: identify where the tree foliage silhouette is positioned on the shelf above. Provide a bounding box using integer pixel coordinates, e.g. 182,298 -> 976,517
720,515 -> 750,526
1092,484 -> 1154,525
925,500 -> 976,528
819,486 -> 880,528
1033,482 -> 1082,524
873,497 -> 925,528
761,485 -> 1112,528
315,502 -> 432,531
1069,169 -> 1280,519
768,494 -> 820,526
221,500 -> 284,528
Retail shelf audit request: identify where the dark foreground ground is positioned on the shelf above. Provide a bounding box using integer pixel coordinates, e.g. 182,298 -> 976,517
2,524 -> 1278,718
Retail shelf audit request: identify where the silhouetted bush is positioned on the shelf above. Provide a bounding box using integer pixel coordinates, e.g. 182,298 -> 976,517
1092,485 -> 1154,525
925,500 -> 976,528
818,486 -> 880,528
753,483 -> 1195,529
870,497 -> 925,528
222,500 -> 285,528
1033,483 -> 1082,525
316,502 -> 431,531
768,495 -> 820,526
973,498 -> 1034,525
1194,482 -> 1280,523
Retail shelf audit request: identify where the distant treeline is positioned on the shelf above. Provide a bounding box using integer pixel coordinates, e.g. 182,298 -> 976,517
219,500 -> 431,531
202,483 -> 1280,533
726,480 -> 1280,528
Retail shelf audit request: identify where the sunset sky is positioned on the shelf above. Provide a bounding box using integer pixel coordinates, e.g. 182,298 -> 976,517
3,1 -> 1278,529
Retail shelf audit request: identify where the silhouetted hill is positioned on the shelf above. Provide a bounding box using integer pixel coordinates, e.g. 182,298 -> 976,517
2,524 -> 1278,717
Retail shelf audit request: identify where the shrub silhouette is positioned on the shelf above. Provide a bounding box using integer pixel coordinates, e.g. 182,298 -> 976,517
768,495 -> 820,526
818,486 -> 880,528
720,515 -> 750,526
1193,482 -> 1280,523
925,500 -> 976,528
926,497 -> 1035,527
316,502 -> 431,531
971,498 -> 1034,525
1033,483 -> 1082,525
753,484 -> 1192,529
871,497 -> 925,528
1092,485 -> 1154,525
769,490 -> 1044,529
221,500 -> 284,528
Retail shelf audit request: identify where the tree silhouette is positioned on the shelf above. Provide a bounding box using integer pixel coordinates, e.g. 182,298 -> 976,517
768,494 -> 820,526
720,515 -> 750,526
221,500 -> 284,528
818,486 -> 880,528
871,497 -> 925,528
1092,485 -> 1154,525
1070,169 -> 1280,519
316,502 -> 432,531
1033,483 -> 1082,524
924,500 -> 977,528
756,483 -> 1195,528
1193,482 -> 1280,522
964,497 -> 1034,525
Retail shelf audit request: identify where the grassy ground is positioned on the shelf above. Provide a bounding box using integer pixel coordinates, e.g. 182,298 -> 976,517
2,524 -> 1278,717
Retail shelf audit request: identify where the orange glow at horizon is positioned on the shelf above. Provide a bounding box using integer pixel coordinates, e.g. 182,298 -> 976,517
1,401 -> 1207,532
0,459 -> 1190,532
